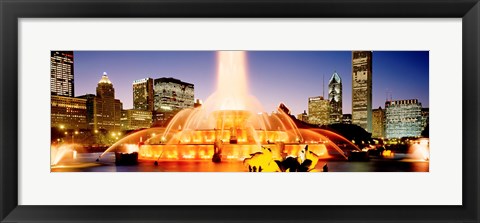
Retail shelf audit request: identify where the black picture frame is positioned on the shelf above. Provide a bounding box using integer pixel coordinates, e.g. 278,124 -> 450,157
1,0 -> 478,222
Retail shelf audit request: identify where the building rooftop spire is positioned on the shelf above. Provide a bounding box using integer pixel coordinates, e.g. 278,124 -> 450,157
98,72 -> 112,84
329,71 -> 341,84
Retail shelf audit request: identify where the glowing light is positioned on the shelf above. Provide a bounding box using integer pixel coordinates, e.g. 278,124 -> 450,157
182,155 -> 191,159
408,140 -> 430,161
124,144 -> 139,153
382,150 -> 394,158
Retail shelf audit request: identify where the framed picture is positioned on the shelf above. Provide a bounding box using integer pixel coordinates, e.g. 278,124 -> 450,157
1,0 -> 478,222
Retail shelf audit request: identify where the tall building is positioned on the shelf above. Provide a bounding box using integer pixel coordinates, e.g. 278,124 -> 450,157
308,96 -> 330,126
372,107 -> 385,138
328,71 -> 342,124
352,51 -> 373,132
297,110 -> 309,123
421,107 -> 429,129
342,114 -> 352,124
79,72 -> 123,131
121,109 -> 153,130
51,95 -> 87,129
79,94 -> 96,129
50,51 -> 74,97
385,99 -> 423,139
153,77 -> 194,125
133,78 -> 154,111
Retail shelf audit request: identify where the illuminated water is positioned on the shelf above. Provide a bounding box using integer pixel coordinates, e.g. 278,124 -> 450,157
52,153 -> 429,172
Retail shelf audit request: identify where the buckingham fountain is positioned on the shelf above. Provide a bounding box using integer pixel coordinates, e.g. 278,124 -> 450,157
94,51 -> 360,169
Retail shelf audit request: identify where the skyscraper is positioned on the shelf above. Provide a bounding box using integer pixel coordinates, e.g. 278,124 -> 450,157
50,51 -> 74,97
297,110 -> 309,123
352,51 -> 373,132
372,107 -> 385,138
153,77 -> 194,125
79,72 -> 123,131
342,114 -> 352,124
308,96 -> 330,126
133,78 -> 154,111
121,109 -> 153,130
385,99 -> 423,138
328,71 -> 342,124
51,95 -> 87,130
421,107 -> 429,129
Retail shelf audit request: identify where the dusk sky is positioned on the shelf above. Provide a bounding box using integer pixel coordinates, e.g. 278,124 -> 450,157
73,51 -> 429,115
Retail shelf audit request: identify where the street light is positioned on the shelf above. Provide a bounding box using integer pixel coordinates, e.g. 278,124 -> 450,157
72,130 -> 79,144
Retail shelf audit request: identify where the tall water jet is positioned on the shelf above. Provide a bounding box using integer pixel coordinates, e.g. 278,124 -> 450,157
208,51 -> 252,112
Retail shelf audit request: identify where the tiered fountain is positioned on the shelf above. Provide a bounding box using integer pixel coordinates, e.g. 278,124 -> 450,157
101,51 -> 359,163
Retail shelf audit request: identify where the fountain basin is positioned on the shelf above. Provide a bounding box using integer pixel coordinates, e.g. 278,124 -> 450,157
138,143 -> 330,161
115,152 -> 138,165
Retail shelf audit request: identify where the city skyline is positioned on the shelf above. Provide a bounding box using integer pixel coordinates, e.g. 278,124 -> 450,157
50,50 -> 431,173
73,51 -> 429,115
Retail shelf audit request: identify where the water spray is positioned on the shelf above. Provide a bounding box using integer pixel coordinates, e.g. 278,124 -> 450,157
153,151 -> 164,166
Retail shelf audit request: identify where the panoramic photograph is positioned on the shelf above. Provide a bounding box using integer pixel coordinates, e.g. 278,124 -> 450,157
50,50 -> 429,172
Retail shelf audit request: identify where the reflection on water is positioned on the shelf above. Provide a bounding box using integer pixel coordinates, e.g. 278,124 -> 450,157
51,153 -> 428,172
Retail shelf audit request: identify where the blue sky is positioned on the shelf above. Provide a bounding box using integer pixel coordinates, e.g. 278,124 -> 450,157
73,51 -> 429,115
